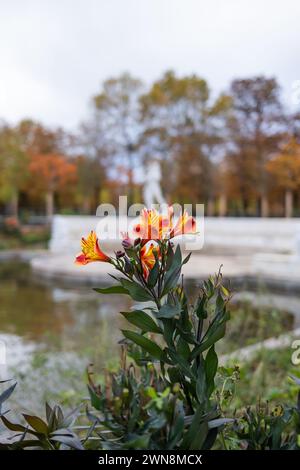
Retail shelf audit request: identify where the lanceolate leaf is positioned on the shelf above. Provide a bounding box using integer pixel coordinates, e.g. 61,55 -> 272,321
0,382 -> 17,414
121,310 -> 162,334
120,279 -> 153,302
93,285 -> 129,295
23,414 -> 49,435
182,252 -> 192,265
205,346 -> 218,397
180,406 -> 208,450
122,330 -> 163,359
148,261 -> 160,288
1,415 -> 28,433
190,322 -> 227,359
157,303 -> 181,319
50,433 -> 84,450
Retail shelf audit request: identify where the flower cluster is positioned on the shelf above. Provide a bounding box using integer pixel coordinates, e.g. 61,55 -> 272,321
75,207 -> 196,285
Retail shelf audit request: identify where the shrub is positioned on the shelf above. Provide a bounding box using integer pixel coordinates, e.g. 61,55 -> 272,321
0,206 -> 299,450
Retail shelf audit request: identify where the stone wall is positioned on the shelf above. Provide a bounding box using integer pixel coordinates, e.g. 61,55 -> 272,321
49,215 -> 300,256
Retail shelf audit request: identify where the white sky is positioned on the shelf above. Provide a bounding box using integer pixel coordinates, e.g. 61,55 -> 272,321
0,0 -> 300,130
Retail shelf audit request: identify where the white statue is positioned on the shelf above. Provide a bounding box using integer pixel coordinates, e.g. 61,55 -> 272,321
143,159 -> 166,207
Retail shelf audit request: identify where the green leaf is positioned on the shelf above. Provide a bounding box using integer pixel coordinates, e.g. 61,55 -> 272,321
196,364 -> 207,404
166,242 -> 175,270
121,310 -> 162,334
208,418 -> 234,429
205,346 -> 218,397
181,406 -> 208,449
0,382 -> 17,414
190,313 -> 229,359
1,415 -> 28,433
176,337 -> 190,360
88,385 -> 102,411
10,439 -> 44,449
122,330 -> 163,359
45,402 -> 53,423
167,349 -> 195,379
23,414 -> 49,435
162,245 -> 182,295
161,318 -> 176,348
120,279 -> 153,302
157,303 -> 181,319
93,285 -> 129,295
182,252 -> 192,265
168,367 -> 181,384
195,295 -> 207,319
148,260 -> 159,288
123,434 -> 151,449
50,433 -> 84,450
221,285 -> 230,297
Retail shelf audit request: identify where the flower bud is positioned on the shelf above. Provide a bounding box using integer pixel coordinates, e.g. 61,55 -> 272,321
134,237 -> 141,246
116,250 -> 125,258
122,238 -> 132,250
124,256 -> 133,274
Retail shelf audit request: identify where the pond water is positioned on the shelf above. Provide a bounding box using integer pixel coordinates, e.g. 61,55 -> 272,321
0,261 -> 134,412
0,260 -> 299,413
0,261 -> 133,366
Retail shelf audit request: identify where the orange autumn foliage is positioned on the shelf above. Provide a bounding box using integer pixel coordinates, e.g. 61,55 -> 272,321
28,153 -> 77,196
267,138 -> 300,191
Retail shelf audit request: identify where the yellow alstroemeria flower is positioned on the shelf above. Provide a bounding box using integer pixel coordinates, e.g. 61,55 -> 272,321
140,241 -> 159,280
134,206 -> 196,242
75,231 -> 110,265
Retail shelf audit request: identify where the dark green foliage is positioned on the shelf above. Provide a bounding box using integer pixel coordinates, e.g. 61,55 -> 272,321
0,381 -> 83,449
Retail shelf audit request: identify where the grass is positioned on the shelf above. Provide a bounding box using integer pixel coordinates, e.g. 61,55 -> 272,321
217,299 -> 294,355
219,346 -> 300,412
0,227 -> 50,250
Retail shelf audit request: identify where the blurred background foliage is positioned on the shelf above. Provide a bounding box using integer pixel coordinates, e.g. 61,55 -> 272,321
1,71 -> 300,226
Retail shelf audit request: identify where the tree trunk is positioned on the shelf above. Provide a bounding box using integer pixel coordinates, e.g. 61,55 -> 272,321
10,192 -> 19,219
285,189 -> 293,218
218,194 -> 227,217
127,151 -> 134,207
261,195 -> 269,217
82,197 -> 91,214
46,190 -> 54,221
207,199 -> 214,216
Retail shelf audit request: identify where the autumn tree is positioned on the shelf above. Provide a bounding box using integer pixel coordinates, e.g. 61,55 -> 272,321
87,73 -> 143,206
28,153 -> 77,219
0,123 -> 29,219
75,155 -> 106,213
226,76 -> 285,216
16,119 -> 66,155
139,71 -> 231,212
267,138 -> 300,217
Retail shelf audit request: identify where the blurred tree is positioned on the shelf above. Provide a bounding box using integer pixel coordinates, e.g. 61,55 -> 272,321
16,119 -> 66,154
75,155 -> 106,213
90,73 -> 143,206
0,123 -> 29,218
226,76 -> 285,216
267,138 -> 300,217
28,153 -> 77,219
139,71 -> 231,210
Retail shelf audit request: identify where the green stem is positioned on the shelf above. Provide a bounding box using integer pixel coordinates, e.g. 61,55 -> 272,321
221,430 -> 227,450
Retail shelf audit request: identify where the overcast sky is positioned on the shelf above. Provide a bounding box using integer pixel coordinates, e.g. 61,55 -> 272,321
0,0 -> 299,130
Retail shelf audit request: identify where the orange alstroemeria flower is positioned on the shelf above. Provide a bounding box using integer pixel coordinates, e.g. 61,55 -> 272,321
133,208 -> 173,242
134,207 -> 196,242
170,211 -> 196,238
140,242 -> 159,280
75,231 -> 110,265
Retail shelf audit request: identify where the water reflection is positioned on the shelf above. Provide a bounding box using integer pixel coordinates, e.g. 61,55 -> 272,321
0,262 -> 131,371
1,261 -> 299,410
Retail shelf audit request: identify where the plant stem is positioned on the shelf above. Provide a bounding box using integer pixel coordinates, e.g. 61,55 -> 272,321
221,430 -> 227,450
